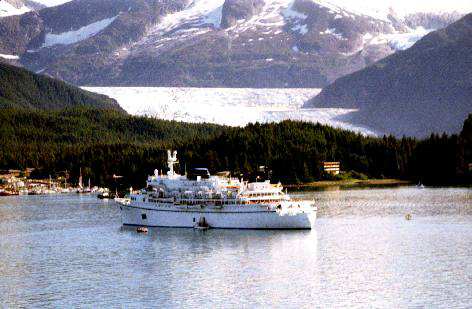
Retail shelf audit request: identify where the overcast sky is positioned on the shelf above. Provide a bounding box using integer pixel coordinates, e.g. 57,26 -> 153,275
322,0 -> 472,14
32,0 -> 472,15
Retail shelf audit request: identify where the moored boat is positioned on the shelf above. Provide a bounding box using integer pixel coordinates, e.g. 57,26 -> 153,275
98,189 -> 114,199
0,189 -> 18,196
116,150 -> 317,229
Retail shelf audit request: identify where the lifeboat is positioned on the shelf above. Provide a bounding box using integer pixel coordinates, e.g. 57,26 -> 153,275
136,227 -> 148,233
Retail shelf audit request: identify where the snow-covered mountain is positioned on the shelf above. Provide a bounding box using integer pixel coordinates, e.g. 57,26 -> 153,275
307,13 -> 472,137
0,0 -> 70,17
0,0 -> 469,87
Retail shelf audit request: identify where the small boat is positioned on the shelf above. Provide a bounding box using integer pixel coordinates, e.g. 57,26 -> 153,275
0,190 -> 18,196
98,189 -> 114,199
114,197 -> 130,205
194,225 -> 210,230
98,193 -> 110,199
77,178 -> 92,194
194,217 -> 210,230
18,189 -> 29,195
136,227 -> 148,233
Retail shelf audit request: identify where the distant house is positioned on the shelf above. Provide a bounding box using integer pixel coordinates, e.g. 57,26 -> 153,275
0,168 -> 36,180
25,168 -> 35,177
0,170 -> 21,179
323,162 -> 340,175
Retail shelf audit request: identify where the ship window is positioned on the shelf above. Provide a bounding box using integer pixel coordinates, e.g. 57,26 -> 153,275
142,213 -> 147,220
193,218 -> 196,222
143,198 -> 145,202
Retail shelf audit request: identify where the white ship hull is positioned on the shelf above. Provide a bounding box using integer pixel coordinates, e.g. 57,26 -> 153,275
120,203 -> 316,229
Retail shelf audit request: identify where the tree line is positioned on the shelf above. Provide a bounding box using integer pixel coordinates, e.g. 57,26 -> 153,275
0,107 -> 470,187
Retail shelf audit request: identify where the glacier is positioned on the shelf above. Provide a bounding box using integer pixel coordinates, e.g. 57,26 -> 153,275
84,87 -> 378,136
42,16 -> 118,48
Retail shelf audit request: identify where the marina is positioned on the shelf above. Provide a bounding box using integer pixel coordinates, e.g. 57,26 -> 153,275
0,169 -> 108,196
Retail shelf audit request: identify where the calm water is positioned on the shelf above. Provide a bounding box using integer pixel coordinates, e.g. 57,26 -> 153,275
0,187 -> 471,308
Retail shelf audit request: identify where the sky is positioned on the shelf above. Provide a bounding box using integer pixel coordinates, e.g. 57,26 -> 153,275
31,0 -> 472,13
324,0 -> 472,16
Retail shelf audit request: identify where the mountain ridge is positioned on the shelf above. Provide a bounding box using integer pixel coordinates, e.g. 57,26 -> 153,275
306,13 -> 472,137
0,0 -> 464,87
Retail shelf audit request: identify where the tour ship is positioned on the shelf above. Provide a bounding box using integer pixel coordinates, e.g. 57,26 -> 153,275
117,151 -> 316,229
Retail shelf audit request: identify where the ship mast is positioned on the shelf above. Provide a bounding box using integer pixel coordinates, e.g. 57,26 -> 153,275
78,168 -> 83,189
167,150 -> 178,176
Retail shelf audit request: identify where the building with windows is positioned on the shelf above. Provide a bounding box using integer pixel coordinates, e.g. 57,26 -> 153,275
323,162 -> 340,175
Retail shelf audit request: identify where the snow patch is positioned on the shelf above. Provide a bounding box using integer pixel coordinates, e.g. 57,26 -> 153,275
0,54 -> 19,60
281,1 -> 309,35
385,27 -> 432,50
148,0 -> 224,36
282,3 -> 307,20
42,16 -> 117,48
363,27 -> 432,51
292,24 -> 308,35
83,87 -> 377,135
30,0 -> 72,7
0,1 -> 29,17
320,28 -> 345,40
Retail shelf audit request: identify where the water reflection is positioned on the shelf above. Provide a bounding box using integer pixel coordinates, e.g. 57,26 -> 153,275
0,188 -> 471,307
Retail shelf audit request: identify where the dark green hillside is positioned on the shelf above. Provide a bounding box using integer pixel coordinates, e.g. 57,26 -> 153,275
461,114 -> 472,165
1,106 -> 470,186
0,62 -> 122,111
0,107 -> 224,185
180,122 -> 415,183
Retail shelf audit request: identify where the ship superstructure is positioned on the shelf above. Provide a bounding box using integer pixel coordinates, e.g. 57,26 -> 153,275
118,151 -> 316,229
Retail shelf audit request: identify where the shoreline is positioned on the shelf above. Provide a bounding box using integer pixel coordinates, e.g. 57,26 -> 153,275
285,179 -> 414,189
